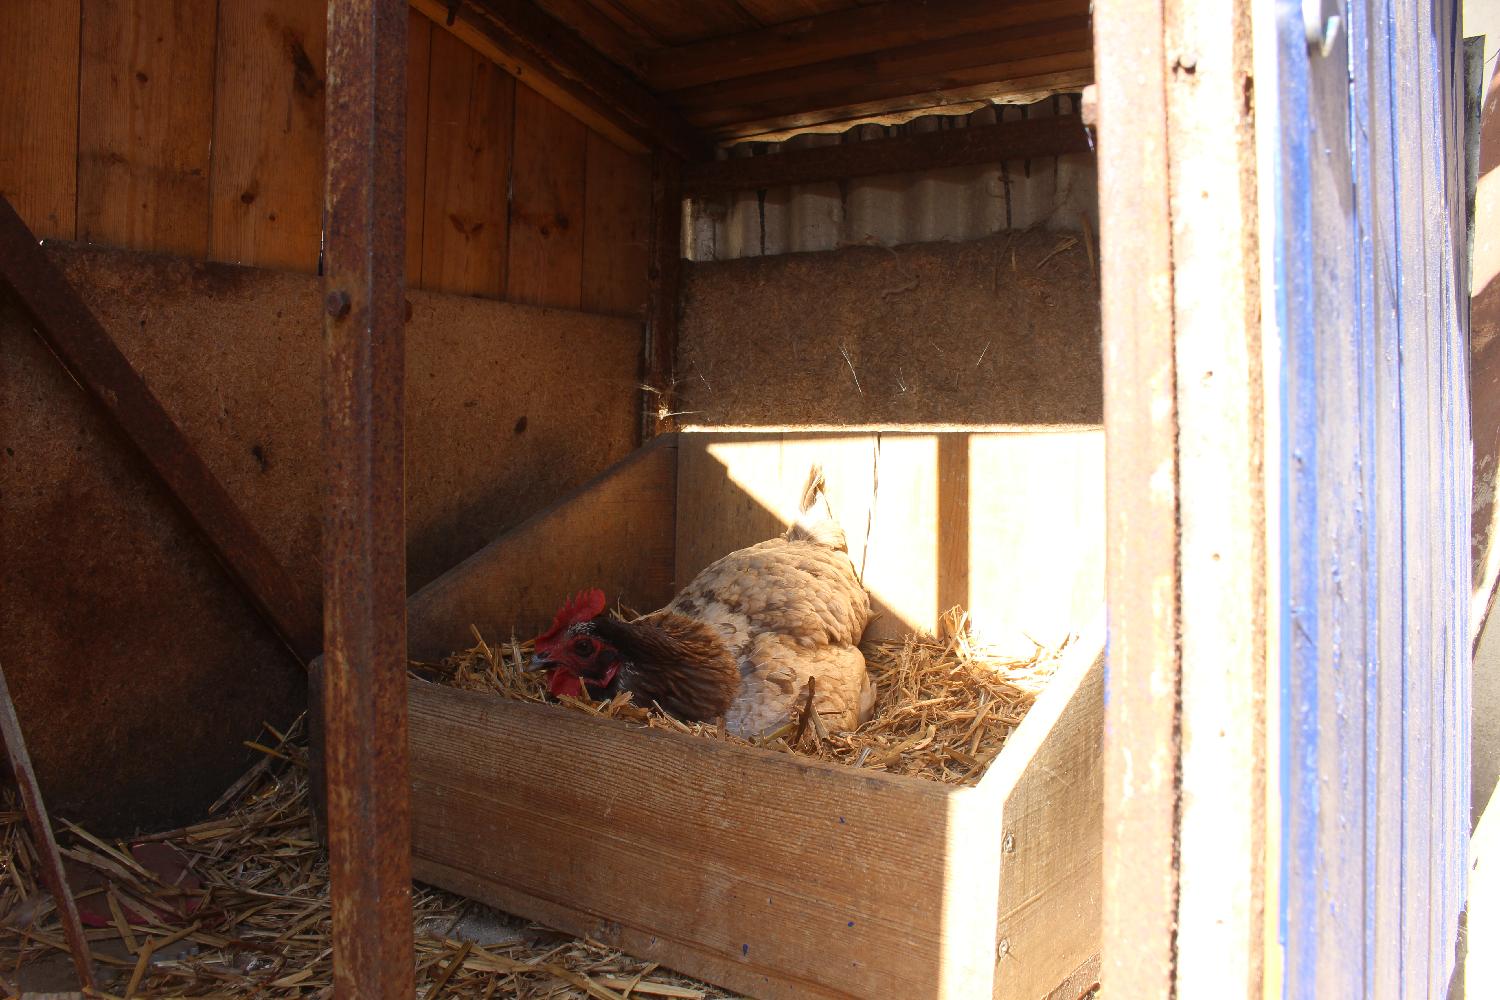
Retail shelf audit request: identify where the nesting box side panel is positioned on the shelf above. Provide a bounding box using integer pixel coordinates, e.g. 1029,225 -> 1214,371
991,645 -> 1104,999
407,681 -> 984,1000
405,437 -> 679,660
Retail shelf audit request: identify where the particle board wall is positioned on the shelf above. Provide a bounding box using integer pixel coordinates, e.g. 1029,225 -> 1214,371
0,0 -> 652,312
44,242 -> 643,601
0,300 -> 304,835
0,241 -> 642,832
676,230 -> 1101,427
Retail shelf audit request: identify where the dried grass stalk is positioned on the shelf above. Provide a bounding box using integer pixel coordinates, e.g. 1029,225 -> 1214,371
416,606 -> 1070,786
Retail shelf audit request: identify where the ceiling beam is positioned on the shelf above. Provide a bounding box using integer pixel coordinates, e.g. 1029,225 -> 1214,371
681,112 -> 1093,198
409,0 -> 710,159
643,0 -> 1091,94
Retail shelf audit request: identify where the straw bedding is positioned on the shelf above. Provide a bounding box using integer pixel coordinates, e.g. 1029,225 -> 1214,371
418,607 -> 1067,786
0,611 -> 1066,997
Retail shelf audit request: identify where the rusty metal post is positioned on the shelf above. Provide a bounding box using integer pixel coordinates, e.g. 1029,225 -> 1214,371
0,660 -> 97,993
322,1 -> 413,997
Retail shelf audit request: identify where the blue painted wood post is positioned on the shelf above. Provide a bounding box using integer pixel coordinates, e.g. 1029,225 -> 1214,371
1271,0 -> 1470,995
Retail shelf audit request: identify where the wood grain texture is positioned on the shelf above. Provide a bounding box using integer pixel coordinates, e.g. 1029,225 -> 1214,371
644,0 -> 1088,93
405,436 -> 678,661
675,432 -> 1102,657
77,0 -> 217,256
404,608 -> 1102,999
408,0 -> 708,158
989,629 -> 1103,1000
507,85 -> 587,308
406,10 -> 433,285
602,0 -> 755,47
1160,1 -> 1265,997
0,0 -> 81,239
1092,0 -> 1179,997
419,27 -> 513,297
208,0 -> 327,271
673,19 -> 1093,130
581,131 -> 651,317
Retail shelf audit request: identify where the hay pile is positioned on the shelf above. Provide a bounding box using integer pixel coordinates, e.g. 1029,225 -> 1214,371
0,724 -> 735,999
416,607 -> 1068,786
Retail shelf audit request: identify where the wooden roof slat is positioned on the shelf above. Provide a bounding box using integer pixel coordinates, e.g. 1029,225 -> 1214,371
683,25 -> 1093,131
410,0 -> 711,159
643,0 -> 1089,93
606,0 -> 760,46
531,0 -> 661,74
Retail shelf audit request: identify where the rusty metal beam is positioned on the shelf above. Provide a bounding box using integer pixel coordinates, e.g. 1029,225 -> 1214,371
0,196 -> 320,666
0,659 -> 97,993
322,0 -> 414,997
681,114 -> 1092,198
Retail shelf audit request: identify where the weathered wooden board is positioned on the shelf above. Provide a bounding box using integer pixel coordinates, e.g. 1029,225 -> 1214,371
676,232 -> 1101,429
675,431 -> 1103,655
508,85 -> 588,309
208,0 -> 327,271
644,0 -> 1088,92
0,0 -> 80,239
45,241 -> 643,603
405,612 -> 1103,1000
581,131 -> 652,317
419,27 -> 513,297
405,436 -> 678,661
77,0 -> 217,256
988,630 -> 1103,1000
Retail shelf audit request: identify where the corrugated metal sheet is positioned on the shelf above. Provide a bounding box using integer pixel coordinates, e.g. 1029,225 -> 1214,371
684,96 -> 1097,261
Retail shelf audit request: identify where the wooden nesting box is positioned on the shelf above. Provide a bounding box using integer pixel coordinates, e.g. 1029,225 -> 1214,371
398,432 -> 1104,999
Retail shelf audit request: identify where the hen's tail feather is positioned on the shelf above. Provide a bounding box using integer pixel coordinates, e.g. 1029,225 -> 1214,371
786,463 -> 848,550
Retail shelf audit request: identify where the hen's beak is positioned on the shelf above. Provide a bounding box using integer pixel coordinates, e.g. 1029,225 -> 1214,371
525,654 -> 554,673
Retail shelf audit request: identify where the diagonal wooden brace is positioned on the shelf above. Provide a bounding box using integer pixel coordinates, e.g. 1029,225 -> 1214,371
0,196 -> 320,665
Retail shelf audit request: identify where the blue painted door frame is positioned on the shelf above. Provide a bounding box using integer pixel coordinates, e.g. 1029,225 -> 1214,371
1271,0 -> 1471,995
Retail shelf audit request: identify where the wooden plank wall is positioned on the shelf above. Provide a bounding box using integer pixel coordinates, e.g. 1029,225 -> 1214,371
0,0 -> 651,316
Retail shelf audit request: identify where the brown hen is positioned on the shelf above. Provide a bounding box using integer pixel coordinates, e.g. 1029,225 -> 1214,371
530,466 -> 876,737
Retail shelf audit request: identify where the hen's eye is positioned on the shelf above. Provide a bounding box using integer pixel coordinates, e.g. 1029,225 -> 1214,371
573,638 -> 594,656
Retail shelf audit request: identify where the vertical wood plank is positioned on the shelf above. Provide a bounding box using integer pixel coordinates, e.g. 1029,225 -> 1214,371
78,0 -> 216,256
581,131 -> 651,317
209,0 -> 328,272
1391,0 -> 1434,994
1358,0 -> 1407,994
1092,1 -> 1179,997
0,0 -> 82,239
405,9 -> 432,286
419,27 -> 512,297
508,85 -> 587,309
1162,0 -> 1265,996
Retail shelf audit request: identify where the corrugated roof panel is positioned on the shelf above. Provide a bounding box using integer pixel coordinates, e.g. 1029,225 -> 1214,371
684,96 -> 1097,261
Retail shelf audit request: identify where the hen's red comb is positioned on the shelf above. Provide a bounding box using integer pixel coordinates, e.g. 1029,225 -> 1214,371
534,588 -> 606,647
